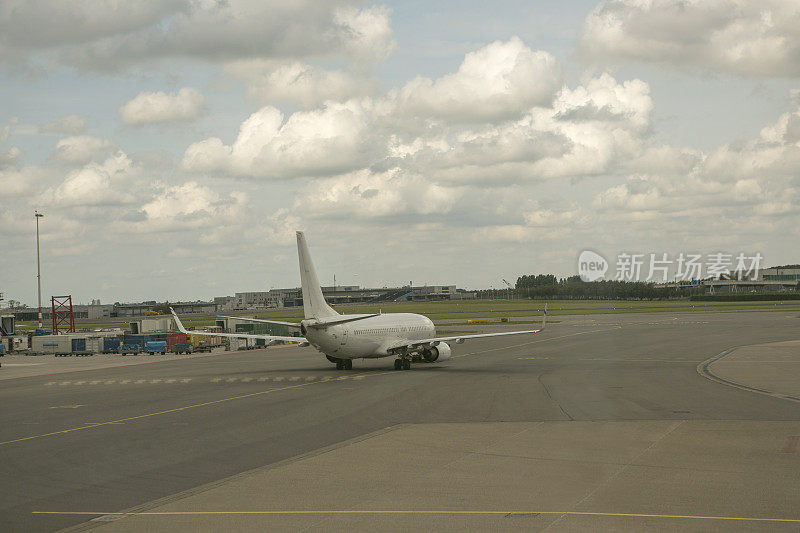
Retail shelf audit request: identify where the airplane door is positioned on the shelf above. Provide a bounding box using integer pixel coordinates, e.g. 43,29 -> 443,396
341,329 -> 347,345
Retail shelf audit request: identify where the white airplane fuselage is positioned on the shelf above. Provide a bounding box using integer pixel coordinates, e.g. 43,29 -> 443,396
303,312 -> 436,359
171,231 -> 542,371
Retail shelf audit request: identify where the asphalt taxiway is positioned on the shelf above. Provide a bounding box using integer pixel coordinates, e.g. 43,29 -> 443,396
1,311 -> 799,532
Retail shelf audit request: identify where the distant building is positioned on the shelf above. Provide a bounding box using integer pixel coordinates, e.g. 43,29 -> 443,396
759,267 -> 800,282
701,280 -> 797,293
113,303 -> 152,317
234,292 -> 270,309
170,302 -> 218,314
224,284 -> 472,310
214,296 -> 236,311
411,285 -> 457,300
10,300 -> 218,322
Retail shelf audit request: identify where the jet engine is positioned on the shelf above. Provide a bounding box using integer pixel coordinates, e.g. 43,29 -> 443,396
422,342 -> 451,362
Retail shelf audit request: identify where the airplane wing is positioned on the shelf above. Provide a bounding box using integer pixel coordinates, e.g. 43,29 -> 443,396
217,315 -> 300,328
217,314 -> 380,329
390,305 -> 547,352
392,328 -> 542,351
171,308 -> 307,344
307,314 -> 379,328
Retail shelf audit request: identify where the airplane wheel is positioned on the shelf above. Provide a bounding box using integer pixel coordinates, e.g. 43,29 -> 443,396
402,359 -> 411,371
344,359 -> 353,370
336,361 -> 344,370
394,359 -> 402,371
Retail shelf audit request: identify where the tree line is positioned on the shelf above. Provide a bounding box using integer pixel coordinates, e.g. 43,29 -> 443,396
504,274 -> 703,300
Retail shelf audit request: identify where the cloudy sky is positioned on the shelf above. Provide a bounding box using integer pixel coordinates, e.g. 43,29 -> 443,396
2,0 -> 799,305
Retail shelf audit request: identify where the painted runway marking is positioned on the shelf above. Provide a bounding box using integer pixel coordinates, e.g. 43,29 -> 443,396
580,358 -> 699,363
30,510 -> 800,524
698,348 -> 800,404
48,405 -> 84,410
1,371 -> 375,447
780,436 -> 800,454
43,376 -> 357,386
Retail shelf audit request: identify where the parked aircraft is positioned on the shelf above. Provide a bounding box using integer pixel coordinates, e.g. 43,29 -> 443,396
171,231 -> 545,370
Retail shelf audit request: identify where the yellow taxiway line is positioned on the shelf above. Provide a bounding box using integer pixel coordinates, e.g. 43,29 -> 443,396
30,510 -> 800,523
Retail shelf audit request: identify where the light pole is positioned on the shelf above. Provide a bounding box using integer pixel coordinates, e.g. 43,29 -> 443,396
35,211 -> 44,329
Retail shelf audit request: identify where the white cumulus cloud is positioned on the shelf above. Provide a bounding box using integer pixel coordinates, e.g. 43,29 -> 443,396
332,4 -> 396,63
397,36 -> 562,122
45,152 -> 140,206
141,181 -> 248,234
580,0 -> 800,77
0,117 -> 20,168
51,135 -> 117,165
182,99 -> 383,178
295,168 -> 459,220
0,165 -> 48,197
1,1 -> 396,72
224,60 -> 381,108
118,87 -> 205,126
183,41 -> 648,186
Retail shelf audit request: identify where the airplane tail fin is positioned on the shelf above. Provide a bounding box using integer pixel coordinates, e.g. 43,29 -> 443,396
296,231 -> 338,320
170,307 -> 189,334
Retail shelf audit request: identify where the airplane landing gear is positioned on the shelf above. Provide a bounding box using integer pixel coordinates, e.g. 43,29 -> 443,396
394,357 -> 411,370
335,359 -> 353,370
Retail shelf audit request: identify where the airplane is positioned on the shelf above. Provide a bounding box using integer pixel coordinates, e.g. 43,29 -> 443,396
170,231 -> 546,371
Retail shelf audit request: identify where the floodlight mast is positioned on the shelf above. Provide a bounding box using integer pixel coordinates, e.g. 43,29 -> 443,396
35,211 -> 44,329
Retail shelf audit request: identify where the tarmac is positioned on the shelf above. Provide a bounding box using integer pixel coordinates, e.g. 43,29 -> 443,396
704,340 -> 800,401
0,348 -> 228,381
1,310 -> 798,532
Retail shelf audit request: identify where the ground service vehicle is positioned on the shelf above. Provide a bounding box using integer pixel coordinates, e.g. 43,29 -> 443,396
120,344 -> 141,355
144,340 -> 167,355
172,342 -> 193,354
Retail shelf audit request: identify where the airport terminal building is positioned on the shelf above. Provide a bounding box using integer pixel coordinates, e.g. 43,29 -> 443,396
221,285 -> 473,310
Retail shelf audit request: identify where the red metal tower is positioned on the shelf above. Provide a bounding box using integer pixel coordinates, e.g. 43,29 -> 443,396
51,295 -> 75,334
